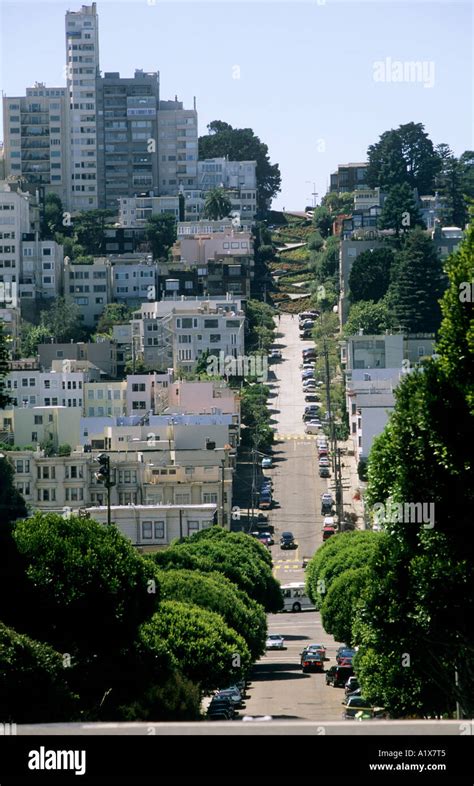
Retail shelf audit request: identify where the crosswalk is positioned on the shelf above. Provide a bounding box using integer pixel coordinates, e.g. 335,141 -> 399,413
273,559 -> 302,572
274,433 -> 319,441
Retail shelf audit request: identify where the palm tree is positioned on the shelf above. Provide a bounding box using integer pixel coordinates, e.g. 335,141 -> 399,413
203,188 -> 232,220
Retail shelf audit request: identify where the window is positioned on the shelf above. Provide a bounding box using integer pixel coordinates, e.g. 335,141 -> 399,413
204,319 -> 218,329
210,334 -> 221,343
34,415 -> 43,425
132,383 -> 146,392
203,492 -> 218,504
175,493 -> 190,504
15,459 -> 30,473
187,521 -> 199,535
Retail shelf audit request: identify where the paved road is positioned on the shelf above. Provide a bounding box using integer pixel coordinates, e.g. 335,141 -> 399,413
242,312 -> 345,721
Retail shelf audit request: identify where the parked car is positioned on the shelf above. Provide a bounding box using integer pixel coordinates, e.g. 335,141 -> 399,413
301,652 -> 325,673
306,421 -> 322,435
269,349 -> 282,360
336,648 -> 356,664
215,686 -> 244,708
319,466 -> 330,478
261,457 -> 273,469
303,411 -> 320,422
266,634 -> 285,650
322,526 -> 336,541
323,516 -> 335,527
345,677 -> 360,696
207,697 -> 238,720
305,394 -> 319,403
331,665 -> 354,687
318,457 -> 330,468
325,666 -> 338,686
254,521 -> 275,535
342,696 -> 384,720
280,531 -> 297,550
302,381 -> 317,390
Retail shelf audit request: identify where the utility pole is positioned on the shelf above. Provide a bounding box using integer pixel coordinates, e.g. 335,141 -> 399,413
220,458 -> 225,527
250,444 -> 257,531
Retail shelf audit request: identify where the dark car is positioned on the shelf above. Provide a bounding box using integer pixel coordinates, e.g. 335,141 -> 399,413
325,666 -> 338,686
332,665 -> 354,687
254,520 -> 275,535
280,531 -> 297,550
336,648 -> 356,664
319,466 -> 330,478
207,698 -> 237,719
322,526 -> 336,541
301,653 -> 325,673
305,394 -> 319,403
345,676 -> 360,696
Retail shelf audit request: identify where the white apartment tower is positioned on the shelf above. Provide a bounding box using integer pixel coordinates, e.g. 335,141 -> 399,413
65,3 -> 100,211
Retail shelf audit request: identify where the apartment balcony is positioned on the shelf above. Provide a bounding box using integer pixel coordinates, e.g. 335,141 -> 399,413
22,152 -> 49,161
21,139 -> 49,149
144,466 -> 220,484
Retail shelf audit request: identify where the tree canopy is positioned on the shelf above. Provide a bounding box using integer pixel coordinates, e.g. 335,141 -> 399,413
343,298 -> 396,336
145,213 -> 177,260
348,247 -> 395,303
366,122 -> 440,194
378,183 -> 425,236
198,121 -> 281,215
203,187 -> 232,220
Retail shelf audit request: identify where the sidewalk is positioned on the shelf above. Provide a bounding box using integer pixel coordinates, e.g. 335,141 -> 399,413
335,438 -> 366,529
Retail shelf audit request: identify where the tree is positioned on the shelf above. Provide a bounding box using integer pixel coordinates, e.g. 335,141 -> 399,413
321,192 -> 354,216
203,187 -> 232,220
0,457 -> 28,525
139,600 -> 251,692
73,209 -> 115,256
355,223 -> 474,717
20,323 -> 55,358
155,568 -> 267,659
145,213 -> 177,260
41,194 -> 65,240
366,122 -> 441,193
458,150 -> 474,201
387,228 -> 445,333
0,622 -> 79,723
343,298 -> 395,336
312,206 -> 333,237
320,567 -> 370,645
150,527 -> 283,613
307,230 -> 324,252
435,145 -> 468,228
348,247 -> 395,303
0,321 -> 12,409
96,303 -> 133,336
39,297 -> 87,344
199,121 -> 282,215
4,512 -> 157,657
378,183 -> 425,236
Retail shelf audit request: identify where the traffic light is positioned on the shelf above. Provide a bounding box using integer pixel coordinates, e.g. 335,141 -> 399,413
94,453 -> 113,487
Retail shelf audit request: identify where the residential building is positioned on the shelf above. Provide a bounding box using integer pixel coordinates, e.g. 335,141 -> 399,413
4,369 -> 84,409
2,85 -> 70,205
0,181 -> 39,307
167,380 -> 240,420
329,162 -> 368,193
64,257 -> 112,326
341,333 -> 436,374
353,187 -> 383,211
126,372 -> 173,415
177,220 -> 235,237
65,2 -> 100,211
118,195 -> 180,226
132,295 -> 245,373
0,307 -> 21,356
431,224 -> 463,259
110,253 -> 157,304
4,406 -> 82,450
84,380 -> 127,416
85,505 -> 217,550
96,70 -> 160,210
38,339 -> 117,377
20,238 -> 63,302
157,99 -> 198,194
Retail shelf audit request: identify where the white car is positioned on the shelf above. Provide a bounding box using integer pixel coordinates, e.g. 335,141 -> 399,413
319,456 -> 330,467
305,421 -> 322,434
261,457 -> 273,469
266,634 -> 285,650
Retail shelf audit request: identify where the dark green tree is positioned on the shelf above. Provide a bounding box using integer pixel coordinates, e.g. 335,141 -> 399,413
41,194 -> 65,240
312,206 -> 333,237
0,622 -> 79,723
379,183 -> 425,236
435,145 -> 468,228
0,457 -> 28,525
96,303 -> 133,336
367,123 -> 440,193
199,121 -> 281,215
387,228 -> 445,333
73,209 -> 115,255
458,150 -> 474,200
39,297 -> 87,344
155,568 -> 267,659
343,298 -> 396,336
145,213 -> 177,260
139,600 -> 251,692
203,187 -> 232,220
320,567 -> 370,645
348,247 -> 395,303
0,321 -> 12,409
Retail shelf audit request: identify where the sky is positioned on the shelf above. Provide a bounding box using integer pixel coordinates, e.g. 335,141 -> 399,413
0,0 -> 472,210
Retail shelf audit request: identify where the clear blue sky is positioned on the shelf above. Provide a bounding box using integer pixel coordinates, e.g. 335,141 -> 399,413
1,0 -> 472,209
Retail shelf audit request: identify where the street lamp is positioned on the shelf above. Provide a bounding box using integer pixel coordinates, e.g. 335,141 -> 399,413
93,453 -> 115,526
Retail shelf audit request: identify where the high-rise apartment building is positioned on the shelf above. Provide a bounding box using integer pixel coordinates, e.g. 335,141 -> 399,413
96,70 -> 160,210
65,2 -> 100,211
2,85 -> 70,205
157,99 -> 198,194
